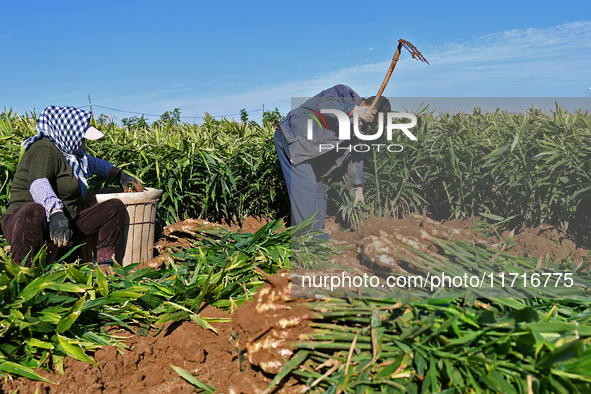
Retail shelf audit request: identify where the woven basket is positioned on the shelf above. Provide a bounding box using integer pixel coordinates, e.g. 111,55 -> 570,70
82,187 -> 163,266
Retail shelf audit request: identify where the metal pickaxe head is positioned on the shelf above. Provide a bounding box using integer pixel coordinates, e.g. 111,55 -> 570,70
398,39 -> 429,65
370,38 -> 429,109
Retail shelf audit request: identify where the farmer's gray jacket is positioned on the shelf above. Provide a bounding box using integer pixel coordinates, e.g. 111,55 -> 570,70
277,84 -> 364,187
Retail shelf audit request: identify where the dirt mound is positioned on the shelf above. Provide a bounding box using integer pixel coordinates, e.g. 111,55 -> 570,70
293,213 -> 590,296
510,224 -> 590,268
329,214 -> 589,271
321,214 -> 479,276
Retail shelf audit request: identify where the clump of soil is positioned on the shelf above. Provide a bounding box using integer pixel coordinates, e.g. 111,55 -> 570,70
355,214 -> 476,274
510,224 -> 590,268
319,214 -> 479,276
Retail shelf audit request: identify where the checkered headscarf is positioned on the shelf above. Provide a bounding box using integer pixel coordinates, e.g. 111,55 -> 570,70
23,106 -> 92,196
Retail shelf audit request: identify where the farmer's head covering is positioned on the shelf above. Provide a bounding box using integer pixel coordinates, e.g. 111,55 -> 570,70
22,106 -> 100,196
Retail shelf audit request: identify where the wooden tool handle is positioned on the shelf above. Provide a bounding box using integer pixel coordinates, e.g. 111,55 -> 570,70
370,41 -> 403,110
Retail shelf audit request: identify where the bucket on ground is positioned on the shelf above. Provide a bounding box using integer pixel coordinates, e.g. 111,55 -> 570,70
82,187 -> 163,266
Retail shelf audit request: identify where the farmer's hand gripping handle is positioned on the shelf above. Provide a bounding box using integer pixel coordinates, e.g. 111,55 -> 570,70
355,106 -> 378,124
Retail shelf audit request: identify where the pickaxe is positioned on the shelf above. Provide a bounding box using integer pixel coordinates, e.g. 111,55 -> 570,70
370,39 -> 429,109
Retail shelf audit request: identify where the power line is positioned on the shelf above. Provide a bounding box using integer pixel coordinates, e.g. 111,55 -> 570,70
76,104 -> 265,120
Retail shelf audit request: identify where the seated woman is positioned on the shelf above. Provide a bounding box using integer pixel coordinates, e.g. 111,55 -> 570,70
2,106 -> 142,268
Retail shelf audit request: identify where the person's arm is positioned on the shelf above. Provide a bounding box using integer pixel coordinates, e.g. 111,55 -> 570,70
27,145 -> 72,246
87,155 -> 143,191
29,178 -> 64,220
346,138 -> 364,207
27,144 -> 64,220
317,85 -> 361,114
346,156 -> 364,207
346,155 -> 364,190
346,134 -> 364,189
87,155 -> 115,178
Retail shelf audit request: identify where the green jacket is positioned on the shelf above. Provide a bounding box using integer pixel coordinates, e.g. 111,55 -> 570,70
6,139 -> 82,221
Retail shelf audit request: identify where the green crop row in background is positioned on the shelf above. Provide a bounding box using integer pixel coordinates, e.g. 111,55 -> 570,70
1,105 -> 589,235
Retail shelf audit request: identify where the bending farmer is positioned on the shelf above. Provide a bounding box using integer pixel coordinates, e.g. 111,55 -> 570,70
274,84 -> 391,238
2,106 -> 142,268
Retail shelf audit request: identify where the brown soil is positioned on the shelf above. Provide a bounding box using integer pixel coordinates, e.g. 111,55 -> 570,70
509,224 -> 590,267
2,213 -> 589,393
220,216 -> 278,234
1,270 -> 307,394
329,214 -> 589,270
292,213 -> 590,296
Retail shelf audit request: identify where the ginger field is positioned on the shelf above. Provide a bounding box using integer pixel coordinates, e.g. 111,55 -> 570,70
1,107 -> 591,393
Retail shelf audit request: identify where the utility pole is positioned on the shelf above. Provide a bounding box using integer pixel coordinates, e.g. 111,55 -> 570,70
88,95 -> 94,124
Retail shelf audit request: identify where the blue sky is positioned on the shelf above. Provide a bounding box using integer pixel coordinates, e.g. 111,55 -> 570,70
1,1 -> 590,123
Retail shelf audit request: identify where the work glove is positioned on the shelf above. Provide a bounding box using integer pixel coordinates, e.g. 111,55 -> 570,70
116,169 -> 144,192
354,106 -> 377,124
49,210 -> 72,247
353,187 -> 365,207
